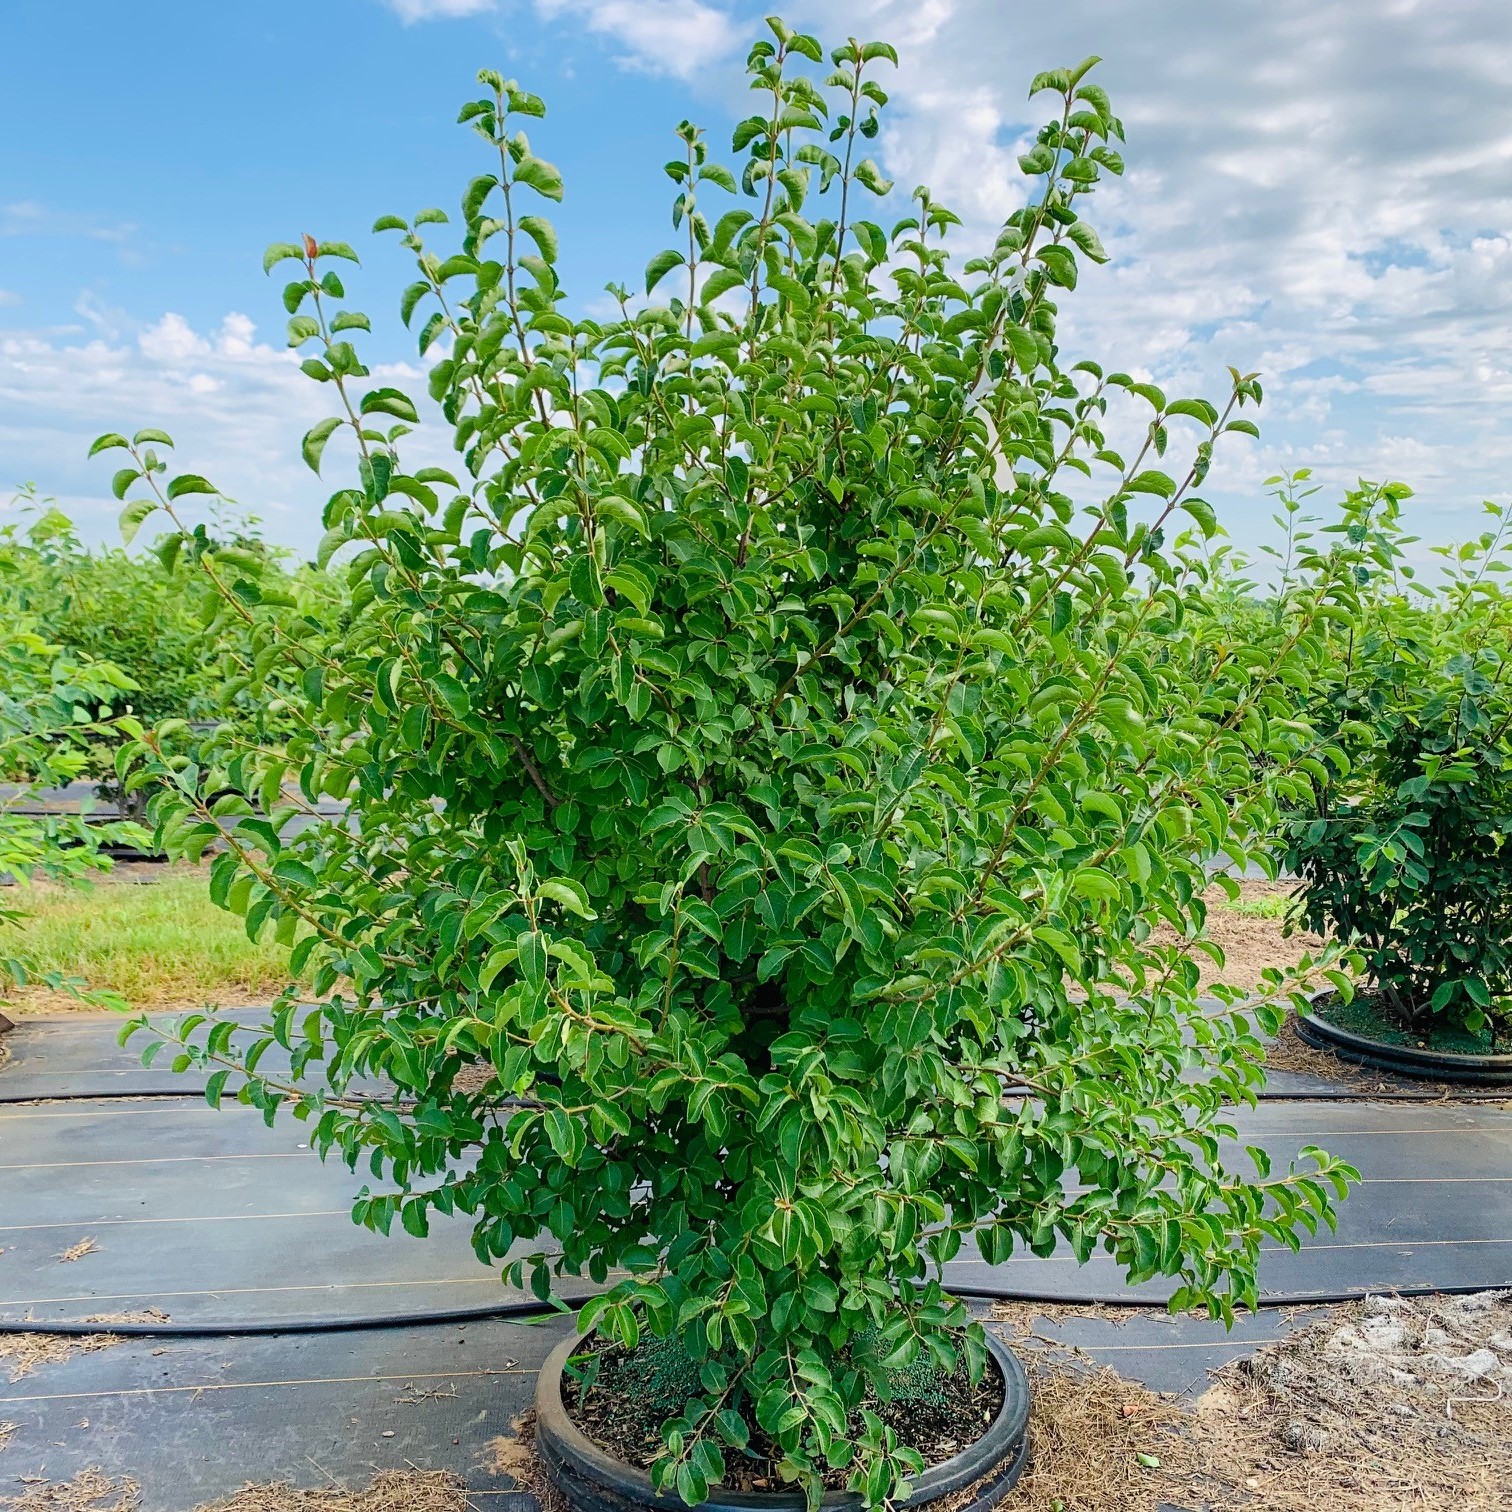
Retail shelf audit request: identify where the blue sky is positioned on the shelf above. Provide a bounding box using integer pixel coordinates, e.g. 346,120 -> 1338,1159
4,1 -> 1511,566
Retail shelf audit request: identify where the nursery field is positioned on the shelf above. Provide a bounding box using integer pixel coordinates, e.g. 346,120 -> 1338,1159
4,10 -> 1512,1512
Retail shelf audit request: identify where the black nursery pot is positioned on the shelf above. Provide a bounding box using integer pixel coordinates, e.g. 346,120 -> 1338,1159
534,1329 -> 1031,1512
1298,992 -> 1512,1087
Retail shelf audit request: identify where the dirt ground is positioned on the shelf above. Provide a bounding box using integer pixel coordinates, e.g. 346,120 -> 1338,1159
0,1470 -> 469,1512
1151,880 -> 1327,995
998,1291 -> 1512,1512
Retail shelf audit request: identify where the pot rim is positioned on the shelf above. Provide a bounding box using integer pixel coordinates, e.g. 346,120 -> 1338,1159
1301,991 -> 1512,1084
534,1324 -> 1030,1512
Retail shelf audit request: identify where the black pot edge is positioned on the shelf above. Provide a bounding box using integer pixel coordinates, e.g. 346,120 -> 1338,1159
534,1327 -> 1031,1512
1299,996 -> 1512,1086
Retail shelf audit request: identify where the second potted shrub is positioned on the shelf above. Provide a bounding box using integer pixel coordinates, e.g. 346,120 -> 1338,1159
1288,487 -> 1512,1084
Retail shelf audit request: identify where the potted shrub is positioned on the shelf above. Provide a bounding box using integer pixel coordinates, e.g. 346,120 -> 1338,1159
101,19 -> 1362,1506
1287,485 -> 1512,1082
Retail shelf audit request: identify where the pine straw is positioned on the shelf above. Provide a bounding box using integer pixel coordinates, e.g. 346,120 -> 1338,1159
479,1410 -> 565,1512
1179,1291 -> 1512,1511
7,1300 -> 1508,1512
76,1310 -> 169,1326
991,1299 -> 1139,1330
1011,1352 -> 1194,1512
0,1470 -> 137,1512
1000,1291 -> 1512,1512
0,1472 -> 469,1512
1260,1009 -> 1379,1085
0,1332 -> 120,1383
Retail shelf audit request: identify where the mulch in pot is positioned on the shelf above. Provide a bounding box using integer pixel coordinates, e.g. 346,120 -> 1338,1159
1313,988 -> 1505,1056
564,1333 -> 1005,1494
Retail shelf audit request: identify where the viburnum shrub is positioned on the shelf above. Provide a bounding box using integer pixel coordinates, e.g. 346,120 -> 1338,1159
1287,484 -> 1512,1043
101,22 -> 1361,1505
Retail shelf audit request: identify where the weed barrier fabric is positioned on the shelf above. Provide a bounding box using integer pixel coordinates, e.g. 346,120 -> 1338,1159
4,1098 -> 1511,1332
0,1099 -> 600,1329
0,1014 -> 386,1103
0,1310 -> 1297,1512
0,1317 -> 562,1510
989,1306 -> 1319,1397
946,1099 -> 1512,1304
7,1014 -> 1499,1107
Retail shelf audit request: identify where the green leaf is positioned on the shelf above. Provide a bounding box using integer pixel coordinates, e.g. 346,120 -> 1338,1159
165,474 -> 218,501
853,158 -> 893,196
118,497 -> 157,545
359,388 -> 420,423
1035,244 -> 1078,289
597,496 -> 649,537
538,878 -> 596,920
1066,221 -> 1109,263
645,248 -> 686,295
89,432 -> 131,456
513,156 -> 564,202
463,173 -> 499,223
1183,498 -> 1218,537
301,417 -> 343,475
518,214 -> 558,263
699,163 -> 738,195
262,241 -> 304,274
1003,324 -> 1039,371
1127,470 -> 1176,500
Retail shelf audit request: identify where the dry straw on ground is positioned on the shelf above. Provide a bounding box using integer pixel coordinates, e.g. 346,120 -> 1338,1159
0,1471 -> 469,1512
1182,1291 -> 1512,1511
53,1239 -> 99,1265
1000,1291 -> 1512,1512
0,1470 -> 138,1512
0,1332 -> 120,1383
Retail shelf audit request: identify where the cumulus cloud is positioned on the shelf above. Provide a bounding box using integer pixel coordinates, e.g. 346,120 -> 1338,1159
0,312 -> 410,551
794,0 -> 1512,549
386,0 -> 738,79
536,0 -> 738,78
386,0 -> 495,20
9,1 -> 1511,563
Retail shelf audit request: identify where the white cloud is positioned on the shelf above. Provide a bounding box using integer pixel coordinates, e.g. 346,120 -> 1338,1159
796,0 -> 1512,552
1,313 -> 335,549
386,0 -> 494,20
384,0 -> 738,79
534,0 -> 738,78
2,201 -> 137,245
10,1 -> 1512,568
0,291 -> 18,308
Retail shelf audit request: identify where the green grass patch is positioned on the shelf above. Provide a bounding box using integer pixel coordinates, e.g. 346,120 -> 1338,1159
1218,891 -> 1295,919
1,870 -> 304,1011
